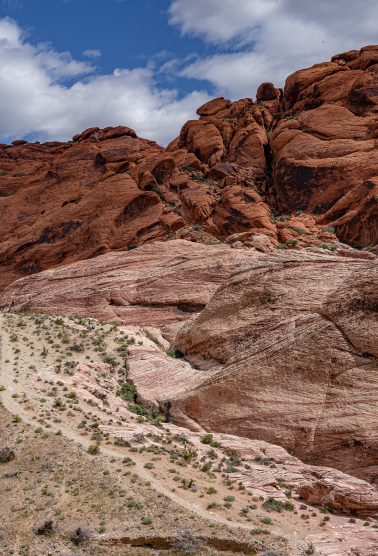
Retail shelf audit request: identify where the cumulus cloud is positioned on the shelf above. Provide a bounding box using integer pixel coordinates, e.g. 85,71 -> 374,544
169,0 -> 378,98
0,18 -> 210,144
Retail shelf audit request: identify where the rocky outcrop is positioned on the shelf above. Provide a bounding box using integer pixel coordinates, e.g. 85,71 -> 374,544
0,46 -> 377,499
2,243 -> 377,483
0,117 -> 333,293
0,240 -> 261,329
271,45 -> 378,248
6,48 -> 378,291
168,251 -> 378,481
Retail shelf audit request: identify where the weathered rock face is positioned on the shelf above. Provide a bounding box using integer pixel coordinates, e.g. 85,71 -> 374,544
2,242 -> 377,484
9,48 -> 378,291
0,116 -> 333,293
0,240 -> 261,329
0,127 -> 171,291
171,252 -> 378,482
271,45 -> 378,248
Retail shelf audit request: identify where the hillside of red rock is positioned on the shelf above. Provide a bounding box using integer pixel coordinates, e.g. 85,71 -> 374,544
1,241 -> 377,485
1,45 -> 377,291
0,47 -> 377,538
0,240 -> 260,329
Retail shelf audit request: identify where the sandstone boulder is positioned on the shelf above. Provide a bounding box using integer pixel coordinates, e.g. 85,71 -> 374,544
170,252 -> 378,481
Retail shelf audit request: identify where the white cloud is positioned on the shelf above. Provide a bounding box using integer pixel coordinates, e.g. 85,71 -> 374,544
0,18 -> 210,145
169,0 -> 276,45
2,2 -> 377,145
83,48 -> 101,59
169,0 -> 378,98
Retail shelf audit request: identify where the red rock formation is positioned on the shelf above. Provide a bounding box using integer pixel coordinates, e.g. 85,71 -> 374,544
271,45 -> 378,247
10,48 -> 378,290
0,45 -> 377,531
0,117 -> 274,291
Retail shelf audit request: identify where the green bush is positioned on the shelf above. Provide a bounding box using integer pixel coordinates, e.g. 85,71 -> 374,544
166,348 -> 184,358
87,444 -> 100,455
262,497 -> 294,512
116,381 -> 137,403
200,433 -> 220,448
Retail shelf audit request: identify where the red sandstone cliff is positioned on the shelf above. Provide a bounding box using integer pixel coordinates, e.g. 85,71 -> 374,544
0,45 -> 377,292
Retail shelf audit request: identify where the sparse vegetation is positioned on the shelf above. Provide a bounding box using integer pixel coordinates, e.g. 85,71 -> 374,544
68,524 -> 93,545
200,433 -> 220,448
166,347 -> 184,358
0,447 -> 15,463
0,310 -> 364,554
262,498 -> 294,512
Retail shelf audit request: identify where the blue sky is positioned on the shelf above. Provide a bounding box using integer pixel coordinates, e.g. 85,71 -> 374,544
0,0 -> 215,94
0,0 -> 376,144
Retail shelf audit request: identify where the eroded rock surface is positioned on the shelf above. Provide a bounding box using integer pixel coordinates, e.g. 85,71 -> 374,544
168,252 -> 378,481
0,240 -> 261,330
2,243 -> 377,485
4,48 -> 377,291
271,45 -> 378,247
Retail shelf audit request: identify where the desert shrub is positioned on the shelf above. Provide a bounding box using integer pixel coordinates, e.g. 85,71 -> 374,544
0,447 -> 15,463
200,434 -> 220,448
87,444 -> 99,455
69,344 -> 84,352
166,348 -> 184,358
102,354 -> 118,366
114,436 -> 130,447
262,497 -> 294,512
172,530 -> 199,554
68,524 -> 93,545
291,226 -> 308,235
320,504 -> 333,514
206,487 -> 217,494
251,528 -> 269,535
201,462 -> 212,472
128,402 -> 165,426
305,542 -> 315,555
116,381 -> 137,403
35,518 -> 56,535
